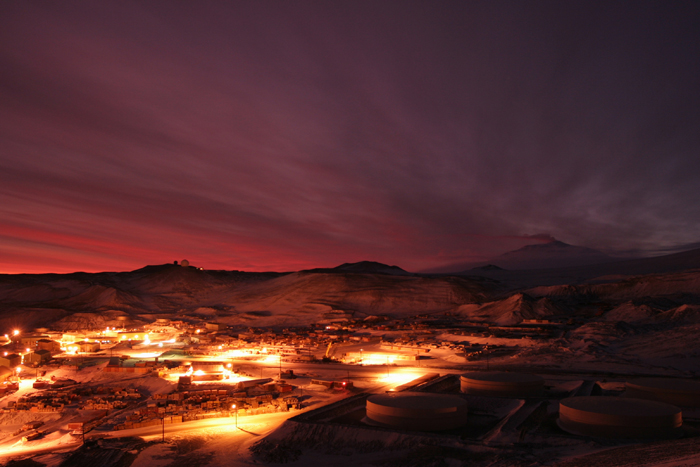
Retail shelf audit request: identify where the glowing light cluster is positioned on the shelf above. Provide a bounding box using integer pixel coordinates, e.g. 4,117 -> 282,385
366,354 -> 397,365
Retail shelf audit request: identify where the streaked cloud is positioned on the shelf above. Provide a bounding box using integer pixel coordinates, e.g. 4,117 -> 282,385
1,1 -> 699,273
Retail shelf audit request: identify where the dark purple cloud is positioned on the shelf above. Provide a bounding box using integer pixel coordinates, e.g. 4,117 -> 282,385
1,1 -> 699,273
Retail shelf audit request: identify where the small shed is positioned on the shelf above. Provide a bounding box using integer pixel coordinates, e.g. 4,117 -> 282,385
0,353 -> 21,368
206,322 -> 227,331
24,349 -> 52,366
0,365 -> 12,382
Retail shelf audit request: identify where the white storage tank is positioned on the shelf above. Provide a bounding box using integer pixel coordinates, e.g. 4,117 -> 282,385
625,378 -> 700,408
460,372 -> 544,398
365,392 -> 468,431
558,396 -> 682,439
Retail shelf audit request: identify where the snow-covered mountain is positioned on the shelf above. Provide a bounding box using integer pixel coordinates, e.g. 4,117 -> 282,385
490,240 -> 613,270
424,240 -> 613,273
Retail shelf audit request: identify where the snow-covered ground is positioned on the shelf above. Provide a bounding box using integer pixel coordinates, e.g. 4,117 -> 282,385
2,344 -> 699,467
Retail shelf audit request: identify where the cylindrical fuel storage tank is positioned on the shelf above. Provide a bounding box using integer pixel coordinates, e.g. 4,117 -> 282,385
625,378 -> 700,408
558,396 -> 682,439
460,372 -> 544,398
365,392 -> 468,431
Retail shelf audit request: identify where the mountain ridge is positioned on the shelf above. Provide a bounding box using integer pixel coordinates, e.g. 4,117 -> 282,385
0,249 -> 699,331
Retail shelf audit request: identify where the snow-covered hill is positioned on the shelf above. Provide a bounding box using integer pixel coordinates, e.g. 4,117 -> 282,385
455,293 -> 559,325
1,256 -> 700,330
0,263 -> 489,329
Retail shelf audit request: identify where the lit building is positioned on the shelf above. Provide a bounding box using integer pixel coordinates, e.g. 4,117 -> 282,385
19,335 -> 50,347
118,331 -> 147,341
77,341 -> 100,353
37,339 -> 61,352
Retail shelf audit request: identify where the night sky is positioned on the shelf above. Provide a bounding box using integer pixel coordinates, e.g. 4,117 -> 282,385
2,1 -> 700,274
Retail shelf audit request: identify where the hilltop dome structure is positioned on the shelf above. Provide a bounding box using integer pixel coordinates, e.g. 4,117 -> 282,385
364,392 -> 468,431
558,396 -> 683,439
460,372 -> 544,398
180,259 -> 190,268
625,378 -> 700,408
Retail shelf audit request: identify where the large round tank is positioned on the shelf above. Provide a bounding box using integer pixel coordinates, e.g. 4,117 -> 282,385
365,392 -> 468,431
625,378 -> 700,408
558,396 -> 682,439
460,372 -> 544,398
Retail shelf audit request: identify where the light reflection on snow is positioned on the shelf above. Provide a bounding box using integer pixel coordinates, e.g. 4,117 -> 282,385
132,352 -> 161,358
377,369 -> 423,388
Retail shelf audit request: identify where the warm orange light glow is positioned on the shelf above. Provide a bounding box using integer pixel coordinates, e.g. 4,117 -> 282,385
377,369 -> 423,387
13,330 -> 19,336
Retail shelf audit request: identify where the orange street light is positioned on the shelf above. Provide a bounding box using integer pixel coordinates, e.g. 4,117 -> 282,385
231,404 -> 238,428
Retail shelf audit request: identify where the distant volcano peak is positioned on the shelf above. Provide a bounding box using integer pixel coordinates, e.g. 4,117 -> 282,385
514,239 -> 570,250
494,240 -> 612,270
